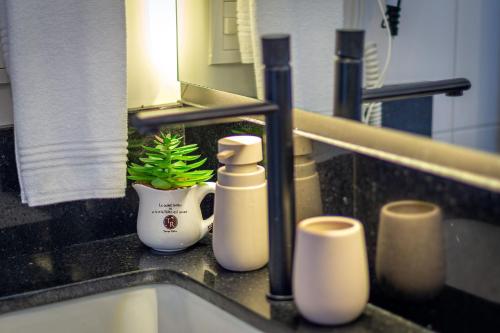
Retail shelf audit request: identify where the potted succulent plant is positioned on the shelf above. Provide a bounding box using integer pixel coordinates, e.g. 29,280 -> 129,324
128,132 -> 215,252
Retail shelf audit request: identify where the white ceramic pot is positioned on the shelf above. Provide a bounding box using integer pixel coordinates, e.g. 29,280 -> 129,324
293,216 -> 369,325
376,200 -> 445,300
133,183 -> 216,252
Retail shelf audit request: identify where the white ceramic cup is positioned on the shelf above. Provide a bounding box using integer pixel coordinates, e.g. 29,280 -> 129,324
293,216 -> 369,325
133,183 -> 216,252
376,200 -> 445,299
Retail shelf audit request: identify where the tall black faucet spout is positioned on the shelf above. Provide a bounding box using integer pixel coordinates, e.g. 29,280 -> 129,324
262,34 -> 295,300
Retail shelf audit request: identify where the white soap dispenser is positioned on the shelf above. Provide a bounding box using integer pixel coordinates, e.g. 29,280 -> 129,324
213,135 -> 268,271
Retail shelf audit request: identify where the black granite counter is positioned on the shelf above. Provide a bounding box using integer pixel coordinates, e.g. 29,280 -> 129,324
2,123 -> 498,332
0,234 -> 429,333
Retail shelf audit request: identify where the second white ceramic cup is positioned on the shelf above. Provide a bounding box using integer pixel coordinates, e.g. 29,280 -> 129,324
293,216 -> 369,325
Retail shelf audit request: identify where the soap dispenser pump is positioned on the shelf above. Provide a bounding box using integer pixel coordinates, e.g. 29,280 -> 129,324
213,135 -> 268,271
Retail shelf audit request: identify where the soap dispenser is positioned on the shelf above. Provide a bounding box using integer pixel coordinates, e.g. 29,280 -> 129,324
213,135 -> 268,271
294,135 -> 323,223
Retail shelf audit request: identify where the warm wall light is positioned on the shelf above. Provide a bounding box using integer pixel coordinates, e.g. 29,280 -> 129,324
126,0 -> 180,109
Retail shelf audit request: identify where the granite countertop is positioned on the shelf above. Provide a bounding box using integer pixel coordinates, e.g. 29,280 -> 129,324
0,234 -> 429,333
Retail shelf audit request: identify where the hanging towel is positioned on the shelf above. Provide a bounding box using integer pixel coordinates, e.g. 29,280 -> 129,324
6,0 -> 127,206
237,0 -> 344,115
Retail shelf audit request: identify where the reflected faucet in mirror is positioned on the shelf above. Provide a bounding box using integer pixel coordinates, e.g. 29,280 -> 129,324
333,29 -> 472,122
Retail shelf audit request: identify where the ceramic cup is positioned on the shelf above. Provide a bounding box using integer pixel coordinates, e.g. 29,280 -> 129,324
293,216 -> 369,325
133,183 -> 216,252
376,200 -> 445,300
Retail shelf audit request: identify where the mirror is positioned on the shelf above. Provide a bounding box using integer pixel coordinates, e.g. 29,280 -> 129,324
180,117 -> 500,332
177,0 -> 500,155
174,2 -> 500,329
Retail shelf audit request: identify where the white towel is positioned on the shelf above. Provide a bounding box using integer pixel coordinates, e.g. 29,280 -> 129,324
237,0 -> 344,115
6,0 -> 127,206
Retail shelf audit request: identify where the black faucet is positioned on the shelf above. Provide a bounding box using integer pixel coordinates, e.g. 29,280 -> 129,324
132,35 -> 296,300
333,29 -> 471,121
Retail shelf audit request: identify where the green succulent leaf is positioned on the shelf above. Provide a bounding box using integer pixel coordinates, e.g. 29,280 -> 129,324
171,154 -> 201,161
184,158 -> 207,170
172,161 -> 187,167
171,180 -> 198,187
145,153 -> 165,159
175,143 -> 197,150
139,157 -> 163,164
151,178 -> 172,190
142,146 -> 161,153
127,175 -> 155,181
173,147 -> 198,155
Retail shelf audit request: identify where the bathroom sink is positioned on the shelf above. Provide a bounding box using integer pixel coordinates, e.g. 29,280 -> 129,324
0,284 -> 262,333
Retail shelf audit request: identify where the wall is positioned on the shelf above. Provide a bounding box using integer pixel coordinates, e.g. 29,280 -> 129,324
361,0 -> 500,153
177,0 -> 256,98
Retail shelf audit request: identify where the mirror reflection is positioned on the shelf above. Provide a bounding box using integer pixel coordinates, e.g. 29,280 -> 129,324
178,118 -> 500,331
177,0 -> 500,154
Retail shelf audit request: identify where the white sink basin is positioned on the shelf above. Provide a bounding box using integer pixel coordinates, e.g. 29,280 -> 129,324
0,285 -> 262,333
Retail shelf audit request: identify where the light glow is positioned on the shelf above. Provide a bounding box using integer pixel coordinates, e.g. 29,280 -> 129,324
126,0 -> 180,109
